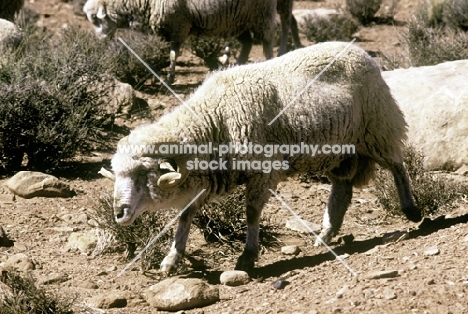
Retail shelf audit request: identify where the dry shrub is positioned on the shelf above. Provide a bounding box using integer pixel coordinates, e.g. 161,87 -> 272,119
345,0 -> 382,25
107,30 -> 170,87
90,194 -> 174,271
187,37 -> 239,70
0,270 -> 74,314
193,186 -> 246,243
0,26 -> 110,173
375,146 -> 468,217
304,12 -> 359,43
193,186 -> 279,249
379,1 -> 468,70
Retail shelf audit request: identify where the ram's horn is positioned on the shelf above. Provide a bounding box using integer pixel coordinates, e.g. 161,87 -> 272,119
157,162 -> 190,189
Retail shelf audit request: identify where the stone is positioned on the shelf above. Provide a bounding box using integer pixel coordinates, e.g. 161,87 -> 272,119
281,245 -> 300,256
85,74 -> 136,116
364,270 -> 399,280
463,234 -> 468,243
4,253 -> 35,271
273,279 -> 290,289
146,278 -> 219,311
382,231 -> 409,244
383,287 -> 397,300
220,270 -> 250,286
382,60 -> 468,170
6,171 -> 75,199
0,19 -> 22,50
88,291 -> 130,309
66,231 -> 98,255
424,247 -> 440,256
38,273 -> 69,285
286,217 -> 321,234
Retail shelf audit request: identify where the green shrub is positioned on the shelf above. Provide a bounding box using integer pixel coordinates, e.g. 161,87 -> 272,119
375,146 -> 468,217
0,270 -> 74,314
442,0 -> 468,30
346,0 -> 382,25
0,26 -> 113,173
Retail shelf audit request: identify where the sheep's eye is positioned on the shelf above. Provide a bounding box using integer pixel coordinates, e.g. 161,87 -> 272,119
139,170 -> 148,177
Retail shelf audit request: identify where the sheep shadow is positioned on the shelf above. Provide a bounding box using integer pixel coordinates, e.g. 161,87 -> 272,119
200,213 -> 468,284
252,213 -> 468,280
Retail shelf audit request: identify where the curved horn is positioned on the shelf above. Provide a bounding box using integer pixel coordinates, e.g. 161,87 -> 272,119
157,161 -> 190,190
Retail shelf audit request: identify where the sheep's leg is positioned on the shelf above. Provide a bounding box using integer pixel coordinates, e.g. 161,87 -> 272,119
314,179 -> 353,246
160,204 -> 198,273
166,42 -> 181,84
235,179 -> 272,272
236,31 -> 253,64
389,162 -> 422,222
290,15 -> 303,49
278,12 -> 291,56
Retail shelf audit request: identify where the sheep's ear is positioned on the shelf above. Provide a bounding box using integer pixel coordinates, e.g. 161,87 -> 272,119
97,4 -> 107,19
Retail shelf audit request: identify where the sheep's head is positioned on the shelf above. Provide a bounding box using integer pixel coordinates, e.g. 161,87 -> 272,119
111,136 -> 192,225
83,0 -> 128,38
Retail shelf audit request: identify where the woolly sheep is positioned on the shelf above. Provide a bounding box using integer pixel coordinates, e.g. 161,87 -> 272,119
0,0 -> 24,22
83,0 -> 276,83
111,42 -> 422,273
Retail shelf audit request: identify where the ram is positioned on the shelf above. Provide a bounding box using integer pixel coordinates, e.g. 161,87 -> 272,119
83,0 -> 276,83
111,42 -> 422,273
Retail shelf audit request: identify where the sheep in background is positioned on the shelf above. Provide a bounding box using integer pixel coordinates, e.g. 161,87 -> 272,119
277,0 -> 303,55
0,0 -> 24,22
83,0 -> 276,83
111,42 -> 422,273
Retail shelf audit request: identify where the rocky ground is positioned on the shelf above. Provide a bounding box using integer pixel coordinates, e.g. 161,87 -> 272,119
1,0 -> 468,313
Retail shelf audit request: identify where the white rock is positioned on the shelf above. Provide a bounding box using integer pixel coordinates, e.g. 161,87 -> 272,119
285,217 -> 321,234
281,245 -> 300,256
66,231 -> 98,255
4,253 -> 35,271
292,9 -> 340,32
423,247 -> 440,256
88,291 -> 130,309
383,60 -> 468,170
364,270 -> 399,280
6,171 -> 75,199
146,278 -> 219,310
220,270 -> 250,286
0,19 -> 22,50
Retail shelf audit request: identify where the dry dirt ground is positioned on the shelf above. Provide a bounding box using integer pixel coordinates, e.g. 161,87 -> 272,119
1,0 -> 468,313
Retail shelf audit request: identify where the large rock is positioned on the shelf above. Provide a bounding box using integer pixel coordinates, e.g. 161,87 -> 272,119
6,171 -> 75,199
146,277 -> 219,311
0,18 -> 22,50
383,60 -> 468,170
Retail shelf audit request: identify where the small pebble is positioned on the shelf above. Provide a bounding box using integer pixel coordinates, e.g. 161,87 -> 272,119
273,279 -> 289,289
424,247 -> 440,256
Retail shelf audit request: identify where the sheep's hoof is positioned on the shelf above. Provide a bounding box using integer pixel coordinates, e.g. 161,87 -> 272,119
314,228 -> 334,247
402,205 -> 422,222
235,250 -> 256,272
160,253 -> 181,273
